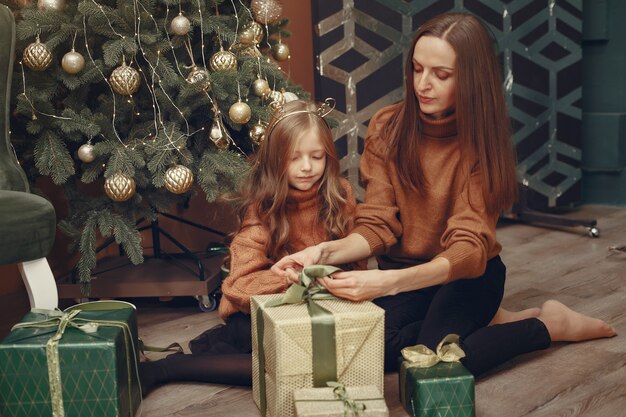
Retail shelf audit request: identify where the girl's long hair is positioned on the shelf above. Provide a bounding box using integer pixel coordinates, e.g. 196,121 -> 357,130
383,12 -> 517,214
235,100 -> 352,260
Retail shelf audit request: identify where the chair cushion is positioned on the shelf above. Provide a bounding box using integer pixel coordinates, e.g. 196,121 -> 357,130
0,190 -> 56,264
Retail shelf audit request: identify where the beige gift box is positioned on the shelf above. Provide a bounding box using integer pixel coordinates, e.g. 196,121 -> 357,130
294,385 -> 389,417
251,294 -> 385,417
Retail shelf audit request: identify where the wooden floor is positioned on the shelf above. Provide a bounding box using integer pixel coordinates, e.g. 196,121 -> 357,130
135,205 -> 626,417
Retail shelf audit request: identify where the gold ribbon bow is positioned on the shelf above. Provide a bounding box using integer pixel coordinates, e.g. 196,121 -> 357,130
327,382 -> 367,417
401,334 -> 466,368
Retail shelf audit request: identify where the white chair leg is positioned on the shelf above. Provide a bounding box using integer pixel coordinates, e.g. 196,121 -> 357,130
17,258 -> 58,310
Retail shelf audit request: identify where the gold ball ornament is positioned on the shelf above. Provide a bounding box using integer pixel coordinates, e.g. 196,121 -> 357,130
186,66 -> 211,91
37,0 -> 65,11
238,27 -> 255,45
272,42 -> 290,61
251,0 -> 283,24
209,47 -> 237,72
210,122 -> 229,150
249,122 -> 266,145
104,173 -> 136,202
109,62 -> 140,96
282,91 -> 298,102
267,90 -> 285,106
252,78 -> 271,97
246,21 -> 264,44
61,49 -> 85,74
22,36 -> 52,71
164,165 -> 194,194
229,101 -> 252,124
77,143 -> 95,163
170,14 -> 191,36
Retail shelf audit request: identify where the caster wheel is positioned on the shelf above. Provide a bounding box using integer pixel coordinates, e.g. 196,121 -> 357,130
197,295 -> 217,312
587,227 -> 600,238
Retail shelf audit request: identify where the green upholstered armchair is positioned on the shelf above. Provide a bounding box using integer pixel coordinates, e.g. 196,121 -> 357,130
0,5 -> 58,309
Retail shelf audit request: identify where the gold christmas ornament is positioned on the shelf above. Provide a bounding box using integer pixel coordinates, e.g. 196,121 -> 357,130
229,101 -> 252,125
272,42 -> 290,61
238,27 -> 255,45
22,36 -> 52,71
249,121 -> 266,145
104,172 -> 136,202
186,66 -> 211,91
251,0 -> 283,24
109,62 -> 140,96
230,42 -> 262,58
164,165 -> 194,194
37,0 -> 65,11
282,91 -> 298,102
210,120 -> 229,150
267,90 -> 285,106
170,14 -> 191,36
209,47 -> 237,72
252,77 -> 271,97
77,143 -> 95,163
61,49 -> 85,74
246,21 -> 264,44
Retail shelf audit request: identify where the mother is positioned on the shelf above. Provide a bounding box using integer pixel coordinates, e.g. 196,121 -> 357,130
273,12 -> 615,375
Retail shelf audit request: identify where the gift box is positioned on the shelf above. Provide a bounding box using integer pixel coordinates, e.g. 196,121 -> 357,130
294,383 -> 389,417
0,301 -> 141,417
251,266 -> 385,417
399,335 -> 475,417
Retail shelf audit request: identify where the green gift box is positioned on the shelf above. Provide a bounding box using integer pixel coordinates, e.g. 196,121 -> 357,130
294,383 -> 389,417
0,301 -> 141,417
399,335 -> 475,417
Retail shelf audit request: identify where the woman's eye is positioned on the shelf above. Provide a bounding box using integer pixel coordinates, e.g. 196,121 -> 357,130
437,72 -> 449,80
413,67 -> 422,73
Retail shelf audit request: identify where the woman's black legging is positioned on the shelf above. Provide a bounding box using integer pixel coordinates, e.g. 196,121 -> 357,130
374,256 -> 551,376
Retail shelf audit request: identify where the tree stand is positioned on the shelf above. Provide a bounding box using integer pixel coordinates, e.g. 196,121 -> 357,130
501,184 -> 600,237
57,211 -> 229,312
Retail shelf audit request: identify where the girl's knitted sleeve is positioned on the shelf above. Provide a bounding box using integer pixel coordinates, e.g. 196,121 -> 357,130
218,212 -> 289,319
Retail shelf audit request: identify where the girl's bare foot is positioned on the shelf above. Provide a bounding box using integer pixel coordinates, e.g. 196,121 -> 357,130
537,300 -> 617,342
489,307 -> 541,325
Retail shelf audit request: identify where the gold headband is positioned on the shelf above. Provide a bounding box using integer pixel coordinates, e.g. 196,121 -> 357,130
264,98 -> 336,141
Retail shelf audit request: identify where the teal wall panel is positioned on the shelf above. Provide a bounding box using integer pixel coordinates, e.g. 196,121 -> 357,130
582,0 -> 626,205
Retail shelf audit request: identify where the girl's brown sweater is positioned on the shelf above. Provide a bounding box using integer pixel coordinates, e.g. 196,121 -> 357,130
218,178 -> 357,319
352,105 -> 501,282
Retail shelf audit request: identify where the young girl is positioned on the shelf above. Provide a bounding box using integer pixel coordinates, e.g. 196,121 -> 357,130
273,13 -> 616,375
139,99 -> 361,395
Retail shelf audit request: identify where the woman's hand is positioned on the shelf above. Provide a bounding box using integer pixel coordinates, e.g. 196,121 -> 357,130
272,245 -> 323,283
317,269 -> 392,301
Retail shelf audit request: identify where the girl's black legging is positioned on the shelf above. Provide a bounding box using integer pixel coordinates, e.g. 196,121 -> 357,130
374,255 -> 551,376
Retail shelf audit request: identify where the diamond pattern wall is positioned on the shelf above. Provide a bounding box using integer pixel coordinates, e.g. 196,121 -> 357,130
312,0 -> 583,208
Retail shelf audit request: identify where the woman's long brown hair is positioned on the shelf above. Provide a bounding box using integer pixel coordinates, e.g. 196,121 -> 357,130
382,12 -> 517,214
235,100 -> 352,260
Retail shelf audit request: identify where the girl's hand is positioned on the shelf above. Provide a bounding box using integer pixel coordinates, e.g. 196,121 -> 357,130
272,245 -> 323,282
317,269 -> 391,301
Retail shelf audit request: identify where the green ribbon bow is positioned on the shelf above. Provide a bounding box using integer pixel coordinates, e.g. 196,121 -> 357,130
401,334 -> 466,368
256,265 -> 341,416
11,301 -> 140,417
327,381 -> 367,417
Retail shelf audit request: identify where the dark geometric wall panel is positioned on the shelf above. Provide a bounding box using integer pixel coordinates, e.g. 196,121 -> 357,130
312,0 -> 583,208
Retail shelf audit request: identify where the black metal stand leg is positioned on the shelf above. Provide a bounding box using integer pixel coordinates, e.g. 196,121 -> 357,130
504,185 -> 600,237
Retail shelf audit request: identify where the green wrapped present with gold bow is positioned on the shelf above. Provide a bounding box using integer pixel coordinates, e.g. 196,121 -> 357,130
294,382 -> 389,417
0,300 -> 141,417
399,334 -> 475,417
252,265 -> 385,417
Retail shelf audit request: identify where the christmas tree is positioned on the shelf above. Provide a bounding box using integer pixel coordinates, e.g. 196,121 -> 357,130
7,0 -> 305,292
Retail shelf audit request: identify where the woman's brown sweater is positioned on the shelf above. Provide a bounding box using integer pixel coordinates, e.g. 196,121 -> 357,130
218,178 -> 358,319
352,105 -> 501,282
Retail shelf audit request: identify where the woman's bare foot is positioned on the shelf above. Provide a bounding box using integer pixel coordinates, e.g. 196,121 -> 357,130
489,307 -> 541,325
537,300 -> 617,342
